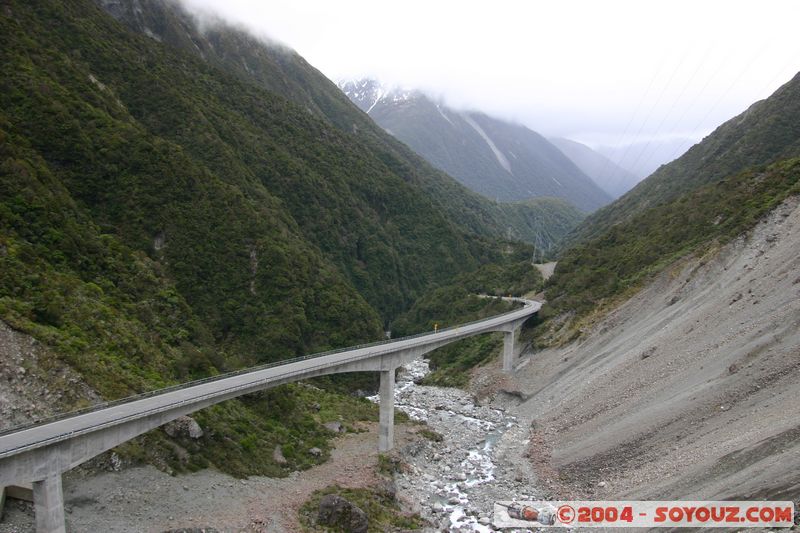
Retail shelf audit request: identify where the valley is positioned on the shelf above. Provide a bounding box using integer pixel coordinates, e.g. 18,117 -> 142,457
0,359 -> 535,532
340,79 -> 612,212
2,0 -> 799,531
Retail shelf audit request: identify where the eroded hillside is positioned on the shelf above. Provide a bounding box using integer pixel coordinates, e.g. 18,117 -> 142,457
506,197 -> 800,500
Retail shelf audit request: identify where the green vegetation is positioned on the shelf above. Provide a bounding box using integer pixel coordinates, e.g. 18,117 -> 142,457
537,71 -> 800,343
0,0 -> 566,477
568,72 -> 800,248
392,260 -> 544,386
342,81 -> 610,211
417,427 -> 444,442
170,384 -> 378,478
498,197 -> 586,251
106,0 -> 585,252
376,453 -> 404,477
0,131 -> 200,398
541,158 -> 800,332
299,485 -> 426,532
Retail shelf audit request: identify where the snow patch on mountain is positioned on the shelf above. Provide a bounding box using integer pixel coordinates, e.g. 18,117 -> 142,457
366,86 -> 384,113
339,78 -> 415,114
462,113 -> 513,175
437,104 -> 455,126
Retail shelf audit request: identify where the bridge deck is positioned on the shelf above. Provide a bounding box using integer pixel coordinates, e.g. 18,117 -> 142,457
0,298 -> 539,460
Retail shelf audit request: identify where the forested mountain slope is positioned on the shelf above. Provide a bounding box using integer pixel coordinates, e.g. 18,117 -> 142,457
341,79 -> 612,212
100,0 -> 582,248
0,0 -> 554,475
539,72 -> 800,338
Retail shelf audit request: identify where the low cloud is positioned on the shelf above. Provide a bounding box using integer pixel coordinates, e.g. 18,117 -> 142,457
179,0 -> 799,145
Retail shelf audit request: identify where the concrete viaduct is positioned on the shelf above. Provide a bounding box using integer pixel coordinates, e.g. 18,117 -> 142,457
0,297 -> 540,532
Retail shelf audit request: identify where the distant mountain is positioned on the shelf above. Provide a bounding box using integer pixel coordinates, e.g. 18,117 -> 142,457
569,72 -> 800,246
340,79 -> 612,212
97,1 -> 581,253
547,71 -> 800,320
595,137 -> 695,179
550,137 -> 641,198
0,0 -> 589,477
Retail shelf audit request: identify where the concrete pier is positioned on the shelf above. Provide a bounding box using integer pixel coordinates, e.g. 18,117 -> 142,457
0,298 -> 539,531
503,327 -> 517,372
32,475 -> 65,533
378,368 -> 396,452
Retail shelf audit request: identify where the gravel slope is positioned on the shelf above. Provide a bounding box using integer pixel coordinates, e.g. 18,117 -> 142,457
502,196 -> 800,501
0,425 -> 413,533
3,199 -> 797,530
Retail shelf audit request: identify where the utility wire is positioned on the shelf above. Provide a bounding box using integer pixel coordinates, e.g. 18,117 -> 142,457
592,58 -> 666,186
663,39 -> 776,164
628,42 -> 714,176
611,45 -> 691,179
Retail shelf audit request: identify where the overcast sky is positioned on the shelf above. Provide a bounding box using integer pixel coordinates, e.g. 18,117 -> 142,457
182,0 -> 799,156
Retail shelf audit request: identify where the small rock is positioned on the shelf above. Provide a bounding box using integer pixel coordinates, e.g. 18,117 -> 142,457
640,346 -> 657,359
376,479 -> 397,501
448,496 -> 460,504
323,421 -> 343,433
317,494 -> 368,533
597,481 -> 607,488
109,452 -> 123,472
273,445 -> 287,465
432,502 -> 444,513
163,416 -> 204,440
309,447 -> 322,457
478,516 -> 491,525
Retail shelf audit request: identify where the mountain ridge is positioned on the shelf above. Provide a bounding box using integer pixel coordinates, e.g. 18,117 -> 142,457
549,137 -> 641,198
538,71 -> 800,338
0,0 -> 566,476
340,78 -> 612,212
98,2 -> 587,252
567,71 -> 800,247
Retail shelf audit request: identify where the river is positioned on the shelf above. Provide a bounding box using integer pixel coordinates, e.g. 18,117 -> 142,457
372,359 -> 542,532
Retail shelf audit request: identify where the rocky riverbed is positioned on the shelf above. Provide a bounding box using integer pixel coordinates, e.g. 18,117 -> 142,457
0,358 -> 543,532
382,359 -> 545,532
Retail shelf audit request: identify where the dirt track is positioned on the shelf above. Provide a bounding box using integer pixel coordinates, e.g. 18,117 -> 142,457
3,200 -> 798,531
0,425 -> 415,533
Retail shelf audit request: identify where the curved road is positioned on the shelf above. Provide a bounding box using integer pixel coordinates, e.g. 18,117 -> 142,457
0,296 -> 540,532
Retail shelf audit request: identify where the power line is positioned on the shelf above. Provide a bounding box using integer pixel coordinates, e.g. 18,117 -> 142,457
663,39 -> 778,164
592,58 -> 666,185
627,42 -> 714,176
653,45 -> 735,164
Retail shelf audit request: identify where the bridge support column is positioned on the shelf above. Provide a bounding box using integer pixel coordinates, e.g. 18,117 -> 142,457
503,328 -> 517,372
33,474 -> 65,533
378,368 -> 396,452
